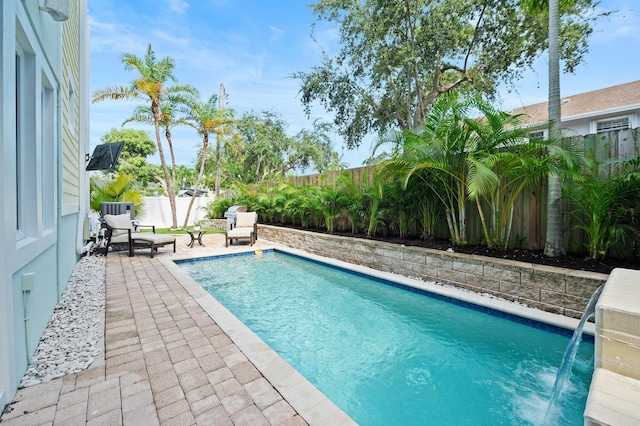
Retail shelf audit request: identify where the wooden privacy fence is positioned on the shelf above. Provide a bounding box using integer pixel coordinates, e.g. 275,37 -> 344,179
275,129 -> 639,254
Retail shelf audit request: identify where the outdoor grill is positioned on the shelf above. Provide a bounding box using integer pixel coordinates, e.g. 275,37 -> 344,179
224,205 -> 247,231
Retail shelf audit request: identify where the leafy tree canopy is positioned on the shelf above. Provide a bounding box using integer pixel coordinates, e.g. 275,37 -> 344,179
295,0 -> 602,149
220,111 -> 340,183
101,127 -> 156,160
100,128 -> 157,184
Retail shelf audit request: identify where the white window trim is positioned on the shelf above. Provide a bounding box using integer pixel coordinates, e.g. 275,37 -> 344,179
41,69 -> 57,231
591,115 -> 631,134
13,10 -> 58,260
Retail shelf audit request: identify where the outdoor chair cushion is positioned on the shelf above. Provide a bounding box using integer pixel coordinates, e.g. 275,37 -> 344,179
235,212 -> 257,228
103,213 -> 176,257
225,227 -> 254,246
104,213 -> 134,236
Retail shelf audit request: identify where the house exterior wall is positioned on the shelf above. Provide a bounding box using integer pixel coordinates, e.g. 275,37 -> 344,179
563,110 -> 640,138
0,0 -> 88,412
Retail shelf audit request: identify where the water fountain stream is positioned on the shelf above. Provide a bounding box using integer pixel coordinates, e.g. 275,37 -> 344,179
543,284 -> 604,424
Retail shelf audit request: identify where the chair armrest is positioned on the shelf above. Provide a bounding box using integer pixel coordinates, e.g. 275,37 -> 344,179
134,224 -> 156,233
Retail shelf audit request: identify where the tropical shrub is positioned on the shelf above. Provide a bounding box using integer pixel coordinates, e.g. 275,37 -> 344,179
90,173 -> 144,217
564,137 -> 640,260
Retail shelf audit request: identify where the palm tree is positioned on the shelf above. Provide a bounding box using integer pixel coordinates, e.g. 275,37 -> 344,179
521,0 -> 565,256
466,101 -> 559,249
565,137 -> 640,260
182,94 -> 234,228
92,44 -> 182,228
123,85 -> 196,200
89,173 -> 144,215
378,93 -> 478,244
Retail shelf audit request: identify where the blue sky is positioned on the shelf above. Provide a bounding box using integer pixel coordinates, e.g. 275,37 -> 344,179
89,0 -> 640,170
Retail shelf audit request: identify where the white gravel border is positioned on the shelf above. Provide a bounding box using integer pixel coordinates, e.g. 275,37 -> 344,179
19,255 -> 106,388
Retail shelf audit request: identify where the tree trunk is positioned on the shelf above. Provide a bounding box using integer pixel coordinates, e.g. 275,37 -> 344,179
183,133 -> 209,228
215,83 -> 225,198
152,101 -> 178,229
544,0 -> 566,256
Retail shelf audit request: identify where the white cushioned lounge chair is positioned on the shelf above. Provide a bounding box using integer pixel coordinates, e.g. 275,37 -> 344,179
225,211 -> 258,247
103,214 -> 176,258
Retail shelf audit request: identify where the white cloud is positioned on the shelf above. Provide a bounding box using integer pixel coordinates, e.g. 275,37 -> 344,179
165,0 -> 190,14
269,25 -> 285,43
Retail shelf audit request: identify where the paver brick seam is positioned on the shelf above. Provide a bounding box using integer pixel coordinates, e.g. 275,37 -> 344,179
213,378 -> 243,400
206,367 -> 234,387
230,404 -> 270,426
262,399 -> 298,426
194,405 -> 233,426
122,404 -> 160,426
85,407 -> 122,426
156,398 -> 192,424
219,390 -> 253,417
173,358 -> 200,376
166,339 -> 191,352
177,368 -> 210,394
188,394 -> 222,419
167,345 -> 194,364
153,386 -> 186,410
230,361 -> 262,386
146,360 -> 174,377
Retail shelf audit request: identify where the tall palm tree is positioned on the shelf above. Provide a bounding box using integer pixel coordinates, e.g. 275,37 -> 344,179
466,100 -> 558,250
92,44 -> 182,228
123,85 -> 197,201
521,0 -> 565,256
378,93 -> 478,244
182,94 -> 234,228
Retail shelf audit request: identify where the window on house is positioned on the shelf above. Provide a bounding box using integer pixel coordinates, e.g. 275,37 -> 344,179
42,73 -> 55,231
16,23 -> 38,242
596,117 -> 630,133
529,130 -> 545,140
15,48 -> 36,239
15,52 -> 22,235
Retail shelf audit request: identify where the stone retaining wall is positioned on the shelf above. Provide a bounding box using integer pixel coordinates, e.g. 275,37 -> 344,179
198,219 -> 226,230
259,225 -> 608,318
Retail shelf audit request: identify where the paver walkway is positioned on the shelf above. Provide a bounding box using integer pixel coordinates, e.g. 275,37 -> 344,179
0,234 -> 308,425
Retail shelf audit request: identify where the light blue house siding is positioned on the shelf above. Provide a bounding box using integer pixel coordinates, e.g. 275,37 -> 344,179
0,0 -> 89,411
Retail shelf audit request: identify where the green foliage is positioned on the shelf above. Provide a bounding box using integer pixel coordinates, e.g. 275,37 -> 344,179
93,44 -> 184,229
465,99 -> 565,250
89,173 -> 144,217
203,197 -> 235,219
377,93 -> 570,248
99,128 -> 157,185
101,127 -> 156,158
377,92 -> 477,244
564,137 -> 640,260
220,111 -> 340,183
296,0 -> 601,149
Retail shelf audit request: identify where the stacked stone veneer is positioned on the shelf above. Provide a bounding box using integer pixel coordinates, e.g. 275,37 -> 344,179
259,225 -> 608,318
198,219 -> 227,230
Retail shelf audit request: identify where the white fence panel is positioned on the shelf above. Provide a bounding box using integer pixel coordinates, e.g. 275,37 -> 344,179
138,196 -> 213,228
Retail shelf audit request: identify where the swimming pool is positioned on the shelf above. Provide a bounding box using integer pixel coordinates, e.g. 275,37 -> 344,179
178,250 -> 594,425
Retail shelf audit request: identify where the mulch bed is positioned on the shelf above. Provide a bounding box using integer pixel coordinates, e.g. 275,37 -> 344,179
266,223 -> 640,275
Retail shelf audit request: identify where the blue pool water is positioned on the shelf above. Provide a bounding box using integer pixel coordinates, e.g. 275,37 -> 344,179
179,251 -> 594,425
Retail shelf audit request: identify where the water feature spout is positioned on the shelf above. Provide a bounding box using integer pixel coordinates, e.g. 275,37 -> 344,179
543,284 -> 604,424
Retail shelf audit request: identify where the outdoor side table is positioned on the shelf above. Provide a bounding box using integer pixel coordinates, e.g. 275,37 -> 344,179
185,229 -> 207,248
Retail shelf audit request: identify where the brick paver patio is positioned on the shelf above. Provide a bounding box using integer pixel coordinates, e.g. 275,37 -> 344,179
0,233 -> 318,425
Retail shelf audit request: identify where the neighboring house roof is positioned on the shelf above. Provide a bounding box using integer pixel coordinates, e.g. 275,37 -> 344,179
509,80 -> 640,125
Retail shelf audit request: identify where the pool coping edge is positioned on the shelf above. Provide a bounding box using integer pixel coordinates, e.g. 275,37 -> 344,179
160,251 -> 357,426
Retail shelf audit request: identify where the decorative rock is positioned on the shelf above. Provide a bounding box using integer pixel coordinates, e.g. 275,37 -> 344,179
19,255 -> 106,388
